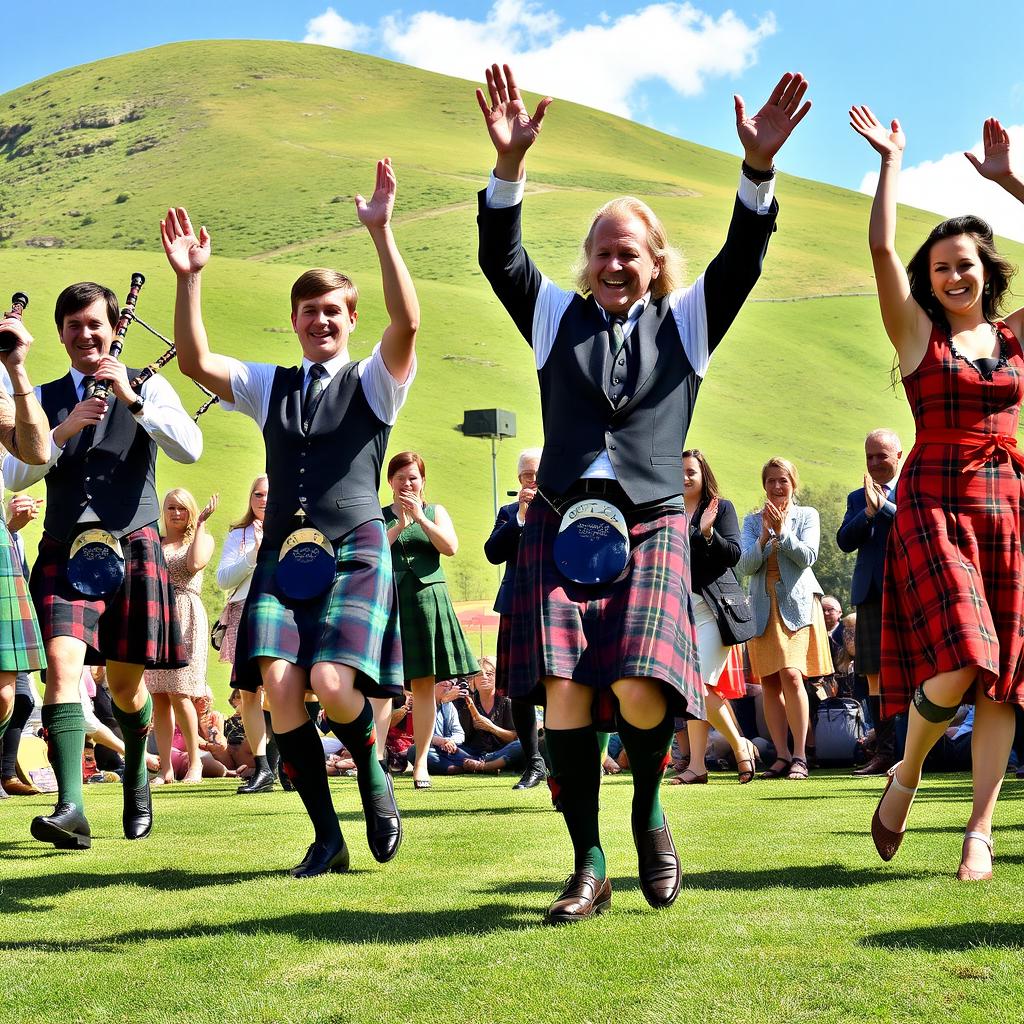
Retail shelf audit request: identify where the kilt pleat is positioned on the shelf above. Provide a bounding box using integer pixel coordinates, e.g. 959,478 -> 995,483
29,525 -> 185,668
853,595 -> 882,677
396,577 -> 479,683
233,519 -> 404,699
506,500 -> 704,726
0,523 -> 45,673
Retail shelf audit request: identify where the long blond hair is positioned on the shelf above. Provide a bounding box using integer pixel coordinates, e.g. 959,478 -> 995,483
161,487 -> 199,541
573,197 -> 685,298
230,474 -> 268,532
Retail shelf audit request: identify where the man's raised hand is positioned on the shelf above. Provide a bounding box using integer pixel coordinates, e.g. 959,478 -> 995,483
355,158 -> 397,231
476,63 -> 552,179
161,207 -> 211,276
735,72 -> 811,171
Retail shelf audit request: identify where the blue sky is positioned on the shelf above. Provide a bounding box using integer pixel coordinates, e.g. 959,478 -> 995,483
6,1 -> 1024,237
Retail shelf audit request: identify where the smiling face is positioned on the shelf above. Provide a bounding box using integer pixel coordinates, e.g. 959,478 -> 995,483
586,214 -> 660,315
865,435 -> 901,486
682,455 -> 703,499
389,461 -> 424,502
290,287 -> 357,363
59,297 -> 115,374
929,235 -> 987,319
764,469 -> 794,509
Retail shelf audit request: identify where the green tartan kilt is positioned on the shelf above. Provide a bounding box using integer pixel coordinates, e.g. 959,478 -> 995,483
0,522 -> 45,673
397,577 -> 479,684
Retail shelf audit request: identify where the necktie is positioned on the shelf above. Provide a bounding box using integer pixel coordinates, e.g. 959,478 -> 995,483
609,316 -> 627,359
81,376 -> 96,401
302,364 -> 326,432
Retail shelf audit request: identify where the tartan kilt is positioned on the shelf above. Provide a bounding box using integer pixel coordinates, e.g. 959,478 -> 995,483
233,519 -> 404,700
0,522 -> 45,673
853,595 -> 882,677
507,500 -> 704,729
495,612 -> 512,694
29,525 -> 186,669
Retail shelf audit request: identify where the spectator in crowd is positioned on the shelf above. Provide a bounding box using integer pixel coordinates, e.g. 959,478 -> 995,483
216,474 -> 281,794
404,679 -> 473,775
203,688 -> 256,778
384,693 -> 415,773
821,596 -> 844,664
80,667 -> 160,778
484,446 -> 547,789
738,457 -> 833,780
837,427 -> 902,776
145,488 -> 217,785
385,451 -> 479,787
673,449 -> 758,784
458,656 -> 524,773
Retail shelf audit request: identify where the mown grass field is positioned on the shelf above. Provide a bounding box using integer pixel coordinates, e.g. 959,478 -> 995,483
1,771 -> 1022,1023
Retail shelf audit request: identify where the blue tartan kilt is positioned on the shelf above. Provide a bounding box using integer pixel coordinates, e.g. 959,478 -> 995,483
0,522 -> 45,673
232,519 -> 404,699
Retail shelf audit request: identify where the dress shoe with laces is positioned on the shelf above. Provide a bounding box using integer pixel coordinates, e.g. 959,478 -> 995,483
544,870 -> 612,925
237,766 -> 276,794
290,836 -> 350,877
633,818 -> 682,908
852,754 -> 897,777
513,759 -> 547,790
30,803 -> 92,849
123,781 -> 153,840
364,771 -> 402,864
870,761 -> 917,862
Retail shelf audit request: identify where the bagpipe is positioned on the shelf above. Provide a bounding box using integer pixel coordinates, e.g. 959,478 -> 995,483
0,292 -> 30,353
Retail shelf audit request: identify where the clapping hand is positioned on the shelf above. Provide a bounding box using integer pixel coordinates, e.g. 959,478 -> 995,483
965,117 -> 1015,183
849,105 -> 905,161
198,493 -> 219,525
699,497 -> 719,539
864,474 -> 886,518
399,490 -> 426,525
476,63 -> 552,178
735,72 -> 811,171
161,208 -> 211,276
354,158 -> 397,231
6,494 -> 43,533
763,500 -> 785,536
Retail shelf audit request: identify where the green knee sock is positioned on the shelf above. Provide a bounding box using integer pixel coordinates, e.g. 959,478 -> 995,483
0,710 -> 11,744
616,712 -> 674,831
546,725 -> 605,878
41,703 -> 85,809
111,694 -> 153,790
328,700 -> 389,807
597,731 -> 611,764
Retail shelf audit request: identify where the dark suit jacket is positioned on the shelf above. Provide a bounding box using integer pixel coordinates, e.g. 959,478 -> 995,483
689,496 -> 741,595
836,481 -> 897,606
484,500 -> 523,615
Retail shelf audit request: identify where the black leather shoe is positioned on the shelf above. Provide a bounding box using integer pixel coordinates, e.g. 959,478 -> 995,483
513,759 -> 547,790
123,781 -> 153,840
633,818 -> 681,909
290,836 -> 350,878
544,870 -> 612,925
31,803 -> 92,849
365,770 -> 402,864
237,766 -> 276,794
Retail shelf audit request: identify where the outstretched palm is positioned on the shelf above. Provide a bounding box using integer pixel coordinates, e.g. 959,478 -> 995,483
735,72 -> 811,168
355,158 -> 396,229
476,64 -> 551,160
965,117 -> 1014,181
161,208 -> 211,275
849,105 -> 905,159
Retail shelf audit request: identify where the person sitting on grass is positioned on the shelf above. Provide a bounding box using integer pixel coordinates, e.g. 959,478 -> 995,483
458,656 -> 524,774
405,680 -> 472,775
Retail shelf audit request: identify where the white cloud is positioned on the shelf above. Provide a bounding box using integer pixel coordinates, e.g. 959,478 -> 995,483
306,1 -> 775,119
303,6 -> 371,49
859,126 -> 1024,244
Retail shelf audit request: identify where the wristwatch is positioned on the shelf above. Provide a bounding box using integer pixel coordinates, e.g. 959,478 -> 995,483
127,395 -> 145,416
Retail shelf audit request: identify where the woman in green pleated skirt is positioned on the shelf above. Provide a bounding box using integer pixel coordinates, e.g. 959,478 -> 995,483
384,451 -> 478,787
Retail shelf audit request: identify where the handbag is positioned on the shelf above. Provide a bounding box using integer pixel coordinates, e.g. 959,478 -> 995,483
210,611 -> 228,652
702,569 -> 756,646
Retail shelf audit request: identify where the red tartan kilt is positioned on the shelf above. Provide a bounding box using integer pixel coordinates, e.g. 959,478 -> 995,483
494,612 -> 512,695
29,526 -> 186,668
506,500 -> 704,729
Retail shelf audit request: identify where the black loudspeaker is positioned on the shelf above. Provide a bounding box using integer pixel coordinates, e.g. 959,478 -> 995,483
462,408 -> 517,439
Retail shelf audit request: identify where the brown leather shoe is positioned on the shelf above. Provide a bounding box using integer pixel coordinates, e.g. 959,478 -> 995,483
956,831 -> 994,881
2,776 -> 40,796
544,870 -> 612,925
870,762 -> 917,862
633,818 -> 682,908
852,755 -> 897,777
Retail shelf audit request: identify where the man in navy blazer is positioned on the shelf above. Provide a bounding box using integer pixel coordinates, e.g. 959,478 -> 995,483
484,447 -> 546,789
837,428 -> 902,775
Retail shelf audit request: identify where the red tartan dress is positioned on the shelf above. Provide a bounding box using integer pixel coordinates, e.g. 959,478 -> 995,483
880,321 -> 1024,716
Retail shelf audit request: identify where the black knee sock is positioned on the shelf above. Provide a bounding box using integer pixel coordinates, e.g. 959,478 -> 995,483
0,692 -> 32,779
328,700 -> 390,812
510,698 -> 540,763
274,720 -> 340,845
616,712 -> 674,832
545,725 -> 604,877
263,710 -> 280,774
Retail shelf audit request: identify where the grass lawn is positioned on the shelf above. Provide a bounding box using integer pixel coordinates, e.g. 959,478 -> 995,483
2,770 -> 1022,1023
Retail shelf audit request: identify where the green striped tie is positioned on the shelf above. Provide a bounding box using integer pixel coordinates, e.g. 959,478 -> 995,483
609,316 -> 626,359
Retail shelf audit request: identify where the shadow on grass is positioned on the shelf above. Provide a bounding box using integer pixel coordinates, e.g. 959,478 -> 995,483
862,922 -> 1023,951
0,900 -> 540,950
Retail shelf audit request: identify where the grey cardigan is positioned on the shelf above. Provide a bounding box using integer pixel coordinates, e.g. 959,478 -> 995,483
736,504 -> 824,634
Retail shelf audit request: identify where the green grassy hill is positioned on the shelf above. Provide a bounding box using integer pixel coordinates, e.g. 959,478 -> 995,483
2,39 -> 1022,688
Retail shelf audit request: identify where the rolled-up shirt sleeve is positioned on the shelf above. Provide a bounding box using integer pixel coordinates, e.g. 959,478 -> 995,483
134,373 -> 203,463
2,382 -> 62,490
359,342 -> 416,425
